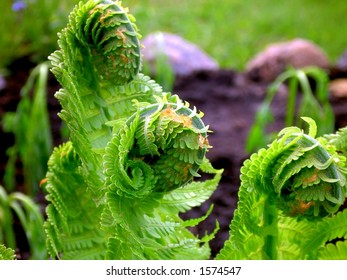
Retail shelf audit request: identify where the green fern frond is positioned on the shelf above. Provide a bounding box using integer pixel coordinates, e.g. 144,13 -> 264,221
318,241 -> 347,260
0,244 -> 16,260
47,0 -> 150,203
44,142 -> 106,259
135,113 -> 161,157
104,101 -> 209,197
66,0 -> 141,84
101,99 -> 219,259
218,118 -> 347,260
324,126 -> 347,156
276,216 -> 316,259
160,159 -> 222,213
301,209 -> 347,259
106,237 -> 144,260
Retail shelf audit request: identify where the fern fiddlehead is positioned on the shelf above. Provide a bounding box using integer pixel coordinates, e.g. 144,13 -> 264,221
44,0 -> 221,259
104,100 -> 209,197
49,0 -> 153,200
217,118 -> 347,260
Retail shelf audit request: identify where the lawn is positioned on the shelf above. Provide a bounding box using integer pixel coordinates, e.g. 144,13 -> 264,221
126,0 -> 347,70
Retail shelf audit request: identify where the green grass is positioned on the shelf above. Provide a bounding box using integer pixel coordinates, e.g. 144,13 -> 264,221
126,0 -> 347,70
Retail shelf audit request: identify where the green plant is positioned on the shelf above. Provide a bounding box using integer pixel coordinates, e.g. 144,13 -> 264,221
246,66 -> 334,153
2,62 -> 52,196
0,244 -> 16,260
43,0 -> 221,260
0,185 -> 47,259
217,118 -> 347,259
141,32 -> 175,92
0,0 -> 80,70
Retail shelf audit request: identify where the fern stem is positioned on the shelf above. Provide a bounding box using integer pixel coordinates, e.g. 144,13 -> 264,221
262,196 -> 278,260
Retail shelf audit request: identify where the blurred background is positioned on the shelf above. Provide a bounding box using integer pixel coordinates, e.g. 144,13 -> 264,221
1,0 -> 347,71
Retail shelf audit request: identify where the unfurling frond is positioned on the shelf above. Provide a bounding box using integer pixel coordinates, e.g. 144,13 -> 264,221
44,0 -> 221,260
217,118 -> 347,260
44,142 -> 106,259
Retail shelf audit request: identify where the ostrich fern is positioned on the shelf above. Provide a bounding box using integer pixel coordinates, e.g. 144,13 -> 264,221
217,118 -> 347,260
44,0 -> 347,260
44,0 -> 221,260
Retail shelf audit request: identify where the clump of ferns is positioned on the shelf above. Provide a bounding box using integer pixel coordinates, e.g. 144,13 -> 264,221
43,0 -> 221,260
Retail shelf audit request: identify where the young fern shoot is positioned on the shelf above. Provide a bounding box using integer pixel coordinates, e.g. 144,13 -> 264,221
44,0 -> 221,259
217,118 -> 347,260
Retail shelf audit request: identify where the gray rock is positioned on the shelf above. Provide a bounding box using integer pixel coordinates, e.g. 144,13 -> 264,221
141,32 -> 219,76
337,49 -> 347,70
0,75 -> 6,91
246,38 -> 329,82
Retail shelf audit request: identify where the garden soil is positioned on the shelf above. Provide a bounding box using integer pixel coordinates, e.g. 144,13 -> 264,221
1,58 -> 347,258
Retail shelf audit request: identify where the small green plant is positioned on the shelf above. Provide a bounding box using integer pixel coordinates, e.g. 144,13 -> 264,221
141,32 -> 175,92
246,66 -> 335,153
0,185 -> 47,259
2,62 -> 52,196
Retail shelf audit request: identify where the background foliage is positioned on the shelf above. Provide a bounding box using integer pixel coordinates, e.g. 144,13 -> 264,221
1,0 -> 347,71
126,0 -> 347,69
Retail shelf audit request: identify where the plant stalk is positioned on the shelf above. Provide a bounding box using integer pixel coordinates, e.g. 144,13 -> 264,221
286,75 -> 298,127
262,195 -> 278,260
